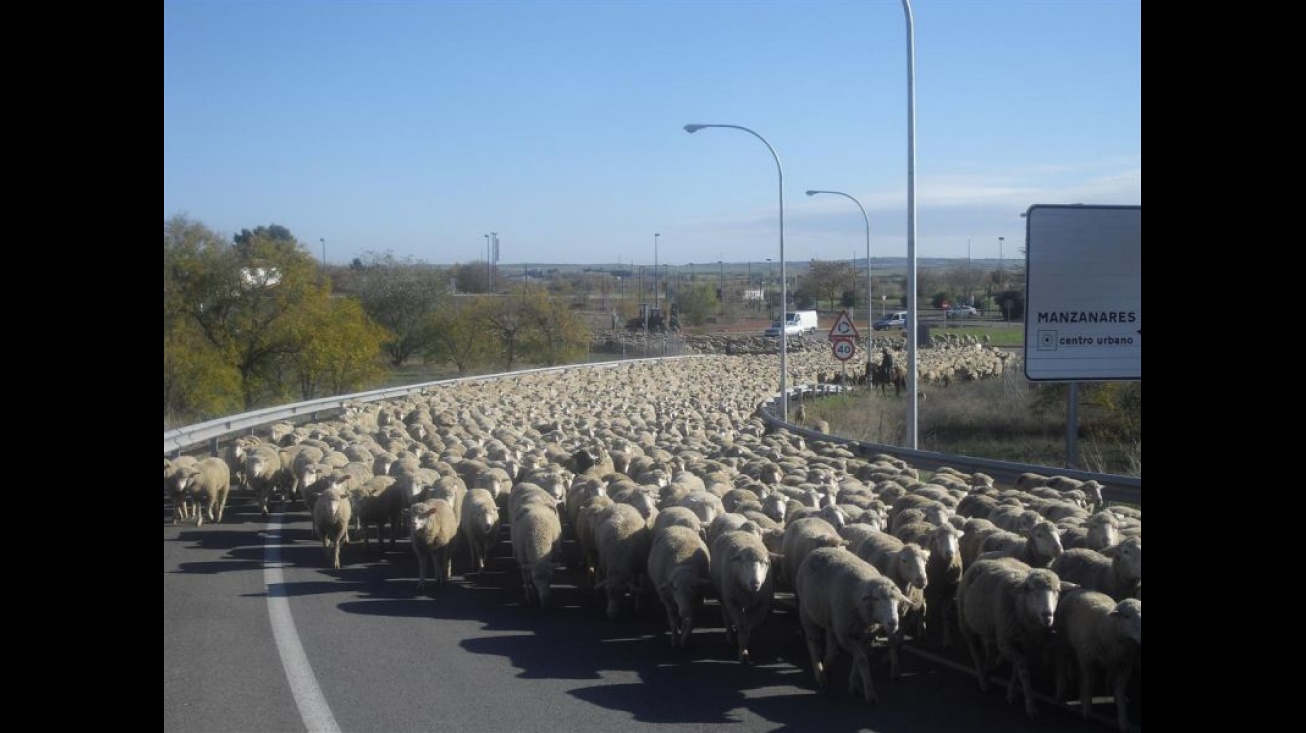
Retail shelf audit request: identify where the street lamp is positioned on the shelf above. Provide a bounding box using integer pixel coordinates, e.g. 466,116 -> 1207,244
319,237 -> 326,281
654,233 -> 660,311
998,235 -> 1005,293
900,0 -> 921,449
805,189 -> 871,352
684,122 -> 789,421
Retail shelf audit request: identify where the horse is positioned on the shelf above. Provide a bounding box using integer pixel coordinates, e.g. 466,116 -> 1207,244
872,363 -> 907,397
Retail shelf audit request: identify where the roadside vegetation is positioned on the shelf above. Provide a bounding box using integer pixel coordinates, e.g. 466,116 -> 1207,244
803,368 -> 1141,477
167,215 -> 1137,479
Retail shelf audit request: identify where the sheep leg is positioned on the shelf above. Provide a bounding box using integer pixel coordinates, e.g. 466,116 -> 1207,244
1113,667 -> 1133,732
958,626 -> 989,693
800,618 -> 827,688
849,644 -> 878,704
416,551 -> 429,593
887,631 -> 902,682
1079,662 -> 1095,722
677,609 -> 694,649
1013,656 -> 1038,719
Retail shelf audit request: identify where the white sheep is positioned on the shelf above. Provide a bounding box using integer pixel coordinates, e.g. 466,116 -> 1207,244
574,494 -> 614,587
850,530 -> 929,680
794,546 -> 914,704
510,501 -> 564,609
352,475 -> 402,555
594,501 -> 653,619
410,498 -> 458,592
709,528 -> 777,664
977,518 -> 1064,569
313,483 -> 354,569
459,487 -> 501,576
245,444 -> 288,517
165,455 -> 199,525
1053,588 -> 1142,732
779,517 -> 847,595
1052,537 -> 1141,601
653,505 -> 705,538
955,556 -> 1063,719
646,524 -> 712,648
181,457 -> 232,527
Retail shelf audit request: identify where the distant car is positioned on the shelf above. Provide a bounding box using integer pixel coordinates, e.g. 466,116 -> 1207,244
873,311 -> 908,330
946,305 -> 981,319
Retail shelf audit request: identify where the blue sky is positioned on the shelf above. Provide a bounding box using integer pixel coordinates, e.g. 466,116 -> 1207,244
163,0 -> 1140,267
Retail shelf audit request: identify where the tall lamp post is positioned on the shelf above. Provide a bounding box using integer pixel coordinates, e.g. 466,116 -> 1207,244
685,122 -> 789,421
654,233 -> 660,311
900,0 -> 920,449
319,237 -> 326,282
805,189 -> 871,348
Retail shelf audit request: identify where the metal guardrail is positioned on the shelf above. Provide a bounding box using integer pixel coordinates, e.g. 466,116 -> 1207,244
164,360 -> 1139,505
162,357 -> 701,457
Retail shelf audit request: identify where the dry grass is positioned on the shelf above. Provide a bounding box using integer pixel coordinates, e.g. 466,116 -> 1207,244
805,367 -> 1141,477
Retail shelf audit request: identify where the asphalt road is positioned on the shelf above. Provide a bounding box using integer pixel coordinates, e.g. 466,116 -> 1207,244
164,500 -> 1136,733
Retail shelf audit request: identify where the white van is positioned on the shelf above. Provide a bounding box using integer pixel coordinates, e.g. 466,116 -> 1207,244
873,311 -> 908,330
764,310 -> 819,337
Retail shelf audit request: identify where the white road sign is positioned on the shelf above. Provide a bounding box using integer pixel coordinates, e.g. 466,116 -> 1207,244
831,337 -> 856,361
828,309 -> 859,339
1023,204 -> 1141,381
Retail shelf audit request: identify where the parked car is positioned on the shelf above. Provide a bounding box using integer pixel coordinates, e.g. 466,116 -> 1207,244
946,305 -> 981,319
873,311 -> 908,330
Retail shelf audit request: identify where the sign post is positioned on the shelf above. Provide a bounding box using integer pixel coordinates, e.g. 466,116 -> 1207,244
828,308 -> 859,385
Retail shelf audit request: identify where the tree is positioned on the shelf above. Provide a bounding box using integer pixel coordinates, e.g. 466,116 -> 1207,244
798,259 -> 857,310
675,283 -> 719,327
520,289 -> 591,366
337,250 -> 451,367
453,261 -> 492,294
423,300 -> 493,374
287,296 -> 391,399
480,297 -> 528,371
164,215 -> 386,416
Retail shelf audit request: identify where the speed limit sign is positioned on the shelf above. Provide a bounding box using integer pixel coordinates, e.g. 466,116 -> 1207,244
831,337 -> 855,361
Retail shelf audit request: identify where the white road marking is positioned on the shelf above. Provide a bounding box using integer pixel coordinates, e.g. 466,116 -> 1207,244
265,515 -> 342,733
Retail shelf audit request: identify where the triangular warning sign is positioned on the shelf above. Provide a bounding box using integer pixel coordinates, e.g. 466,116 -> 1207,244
828,309 -> 859,339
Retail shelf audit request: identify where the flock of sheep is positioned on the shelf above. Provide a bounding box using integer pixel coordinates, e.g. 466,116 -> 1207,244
163,348 -> 1140,731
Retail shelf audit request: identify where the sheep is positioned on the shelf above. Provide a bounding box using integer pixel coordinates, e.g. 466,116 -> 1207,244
1080,509 -> 1123,551
352,475 -> 403,554
510,501 -> 564,609
181,457 -> 232,527
646,524 -> 712,648
652,505 -> 704,538
1053,588 -> 1142,732
794,546 -> 914,704
989,505 -> 1043,534
850,531 -> 929,680
955,556 -> 1063,719
894,520 -> 966,649
410,498 -> 458,593
508,481 -> 560,519
459,488 -> 501,576
709,528 -> 777,664
959,517 -> 1004,568
1052,537 -> 1141,601
312,484 -> 354,569
594,501 -> 654,619
165,455 -> 199,525
574,494 -> 614,586
779,517 -> 847,595
977,519 -> 1064,569
245,444 -> 289,517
